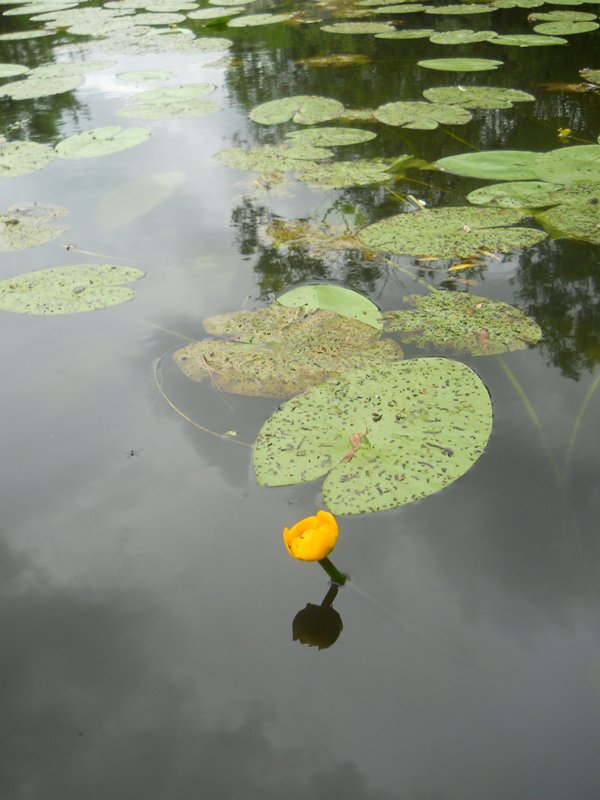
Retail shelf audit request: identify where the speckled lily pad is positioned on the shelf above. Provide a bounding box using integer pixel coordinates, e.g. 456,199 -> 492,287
425,3 -> 497,13
117,83 -> 219,119
375,28 -> 434,38
0,203 -> 67,251
536,202 -> 600,243
0,264 -> 145,315
295,159 -> 396,188
429,29 -> 497,44
214,143 -> 333,173
228,12 -> 291,26
172,305 -> 403,398
358,206 -> 547,258
56,126 -> 151,159
374,100 -> 472,130
467,180 -> 564,207
321,21 -> 395,34
249,95 -> 344,125
490,33 -> 567,45
254,357 -> 493,515
383,290 -> 542,355
285,127 -> 376,147
423,85 -> 534,109
0,140 -> 55,177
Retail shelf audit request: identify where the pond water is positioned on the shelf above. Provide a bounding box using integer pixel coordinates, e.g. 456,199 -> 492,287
2,1 -> 600,797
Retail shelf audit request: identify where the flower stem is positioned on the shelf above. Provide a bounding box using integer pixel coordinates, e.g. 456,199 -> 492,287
319,557 -> 347,586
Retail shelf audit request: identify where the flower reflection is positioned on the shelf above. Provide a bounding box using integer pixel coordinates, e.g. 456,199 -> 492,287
292,585 -> 343,651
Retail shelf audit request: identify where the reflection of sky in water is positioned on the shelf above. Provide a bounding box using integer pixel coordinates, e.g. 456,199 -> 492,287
0,17 -> 600,800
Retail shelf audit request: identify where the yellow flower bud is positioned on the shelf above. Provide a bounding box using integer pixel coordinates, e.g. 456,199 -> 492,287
283,510 -> 339,562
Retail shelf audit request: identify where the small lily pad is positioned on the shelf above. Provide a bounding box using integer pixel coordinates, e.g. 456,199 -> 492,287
423,85 -> 534,109
374,100 -> 472,130
532,145 -> 600,183
429,29 -> 497,44
532,20 -> 598,34
0,63 -> 29,78
418,58 -> 503,72
250,95 -> 344,126
296,159 -> 396,188
383,290 -> 542,355
56,126 -> 151,159
214,143 -> 333,173
254,357 -> 493,515
436,150 -> 541,180
228,12 -> 291,26
490,33 -> 567,45
277,284 -> 382,329
0,203 -> 67,251
0,264 -> 145,315
321,22 -> 396,34
0,140 -> 55,177
467,180 -> 564,207
172,305 -> 403,398
358,206 -> 546,258
536,202 -> 600,243
285,127 -> 376,147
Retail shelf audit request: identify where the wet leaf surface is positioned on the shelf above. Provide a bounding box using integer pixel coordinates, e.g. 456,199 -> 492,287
0,203 -> 68,251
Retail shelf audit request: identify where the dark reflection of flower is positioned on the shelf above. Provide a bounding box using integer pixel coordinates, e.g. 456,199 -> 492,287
292,585 -> 343,651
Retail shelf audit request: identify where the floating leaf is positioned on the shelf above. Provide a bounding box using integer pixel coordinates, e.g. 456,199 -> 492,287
374,100 -> 472,130
0,75 -> 82,100
371,3 -> 430,12
467,180 -> 564,207
250,95 -> 344,125
532,144 -> 600,183
260,218 -> 367,256
425,3 -> 497,13
532,20 -> 598,34
0,140 -> 55,177
285,127 -> 376,147
530,10 -> 597,21
436,149 -> 540,180
214,143 -> 333,173
321,22 -> 395,34
296,158 -> 396,188
0,30 -> 55,40
0,264 -> 145,315
375,28 -> 434,38
56,126 -> 151,159
188,6 -> 244,20
116,70 -> 176,81
96,170 -> 186,229
277,284 -> 382,329
429,28 -> 497,44
418,57 -> 503,72
172,306 -> 403,398
228,12 -> 291,26
358,206 -> 546,258
0,203 -> 67,251
254,357 -> 493,515
492,0 -> 543,6
536,202 -> 600,243
489,33 -> 567,45
580,68 -> 600,84
0,63 -> 29,78
117,83 -> 219,119
296,54 -> 371,66
383,290 -> 541,355
423,85 -> 534,109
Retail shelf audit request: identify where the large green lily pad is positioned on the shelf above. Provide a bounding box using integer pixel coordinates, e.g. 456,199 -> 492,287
530,10 -> 597,21
532,21 -> 598,34
0,75 -> 82,100
321,22 -> 396,33
418,58 -> 503,72
429,29 -> 497,44
254,357 -> 493,515
383,290 -> 542,355
214,143 -> 333,173
374,100 -> 472,130
489,33 -> 567,45
277,284 -> 382,329
532,145 -> 600,183
375,28 -> 434,39
467,180 -> 564,207
0,264 -> 145,315
295,158 -> 396,188
536,202 -> 600,243
357,206 -> 547,257
96,170 -> 186,229
172,305 -> 403,398
423,85 -> 534,109
425,3 -> 497,13
56,126 -> 151,159
285,127 -> 376,146
436,149 -> 541,179
0,203 -> 68,251
0,140 -> 55,177
250,95 -> 344,125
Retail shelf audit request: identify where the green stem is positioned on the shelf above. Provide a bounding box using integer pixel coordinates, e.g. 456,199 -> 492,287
319,557 -> 347,586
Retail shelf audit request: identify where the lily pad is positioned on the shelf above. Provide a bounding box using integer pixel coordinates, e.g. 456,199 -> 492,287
374,100 -> 472,130
375,28 -> 434,38
172,305 -> 403,398
96,170 -> 186,229
371,4 -> 429,12
0,75 -> 82,100
467,180 -> 564,207
436,149 -> 540,180
418,58 -> 503,72
277,284 -> 382,329
117,83 -> 220,119
56,126 -> 151,159
188,6 -> 243,19
429,29 -> 497,44
228,12 -> 291,26
295,159 -> 396,188
536,202 -> 600,243
423,85 -> 534,109
260,218 -> 367,256
357,206 -> 546,258
580,68 -> 600,84
532,145 -> 600,183
532,20 -> 598,34
489,33 -> 567,45
0,264 -> 145,315
0,203 -> 67,251
425,3 -> 497,12
0,30 -> 55,40
383,290 -> 542,355
0,140 -> 55,177
0,63 -> 29,78
530,10 -> 597,21
320,22 -> 395,34
254,357 -> 493,515
116,70 -> 176,81
214,143 -> 333,173
250,95 -> 344,126
284,127 -> 376,147
296,54 -> 371,66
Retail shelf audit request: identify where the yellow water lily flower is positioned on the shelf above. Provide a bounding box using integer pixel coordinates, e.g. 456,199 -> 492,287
283,510 -> 338,562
